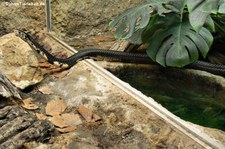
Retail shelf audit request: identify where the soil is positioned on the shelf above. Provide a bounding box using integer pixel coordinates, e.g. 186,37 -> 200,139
0,0 -> 144,42
50,0 -> 144,39
0,0 -> 45,35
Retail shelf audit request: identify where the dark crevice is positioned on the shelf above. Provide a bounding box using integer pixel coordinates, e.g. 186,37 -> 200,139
21,85 -> 36,93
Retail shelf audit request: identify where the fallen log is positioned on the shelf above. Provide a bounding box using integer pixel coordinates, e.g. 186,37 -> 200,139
0,72 -> 21,101
0,106 -> 54,149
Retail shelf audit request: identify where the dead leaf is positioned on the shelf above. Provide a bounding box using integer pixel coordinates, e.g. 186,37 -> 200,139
50,65 -> 58,69
92,114 -> 101,122
39,86 -> 54,95
61,113 -> 82,126
39,62 -> 51,68
22,98 -> 39,110
45,99 -> 67,116
51,115 -> 68,128
56,126 -> 76,133
36,113 -> 48,120
50,113 -> 80,133
77,105 -> 93,122
54,71 -> 69,78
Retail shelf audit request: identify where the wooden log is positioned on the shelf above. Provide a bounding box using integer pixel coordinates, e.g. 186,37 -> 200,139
0,73 -> 21,100
0,106 -> 54,149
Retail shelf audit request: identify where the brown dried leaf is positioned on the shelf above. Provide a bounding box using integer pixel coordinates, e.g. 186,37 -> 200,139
50,65 -> 58,69
36,113 -> 48,120
51,115 -> 68,128
39,62 -> 51,68
56,126 -> 76,133
22,98 -> 39,110
50,113 -> 80,133
39,86 -> 54,95
45,99 -> 67,116
54,71 -> 69,78
77,105 -> 93,122
61,113 -> 82,126
92,114 -> 101,122
41,67 -> 65,75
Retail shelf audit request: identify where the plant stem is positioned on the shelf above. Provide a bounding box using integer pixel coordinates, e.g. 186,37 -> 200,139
180,0 -> 187,21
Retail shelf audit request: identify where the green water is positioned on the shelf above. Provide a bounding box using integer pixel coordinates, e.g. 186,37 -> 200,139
119,73 -> 225,131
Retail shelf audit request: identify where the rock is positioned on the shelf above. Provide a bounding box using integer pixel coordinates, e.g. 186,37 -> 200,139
51,0 -> 145,40
0,0 -> 45,36
0,33 -> 43,89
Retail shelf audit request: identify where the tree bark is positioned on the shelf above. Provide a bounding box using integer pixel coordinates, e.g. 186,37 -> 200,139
0,106 -> 54,149
0,73 -> 21,100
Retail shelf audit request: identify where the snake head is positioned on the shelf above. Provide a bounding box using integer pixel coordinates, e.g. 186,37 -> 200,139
14,29 -> 20,36
14,29 -> 27,39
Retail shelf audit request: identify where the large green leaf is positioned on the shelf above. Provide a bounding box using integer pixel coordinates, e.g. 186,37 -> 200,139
219,0 -> 225,13
109,3 -> 152,41
213,14 -> 225,36
164,0 -> 187,14
187,0 -> 211,32
187,0 -> 225,32
205,16 -> 216,32
109,0 -> 171,43
203,0 -> 225,13
127,28 -> 145,44
202,0 -> 219,14
145,15 -> 213,67
146,0 -> 169,15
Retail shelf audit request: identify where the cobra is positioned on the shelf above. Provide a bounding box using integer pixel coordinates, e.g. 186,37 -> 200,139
14,29 -> 225,76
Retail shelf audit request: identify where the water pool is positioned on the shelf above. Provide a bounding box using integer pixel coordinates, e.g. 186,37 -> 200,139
115,67 -> 225,131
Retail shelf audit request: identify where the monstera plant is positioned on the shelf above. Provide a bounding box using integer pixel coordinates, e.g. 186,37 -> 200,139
109,0 -> 225,67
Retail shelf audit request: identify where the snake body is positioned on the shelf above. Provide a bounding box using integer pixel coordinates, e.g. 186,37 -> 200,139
14,29 -> 225,76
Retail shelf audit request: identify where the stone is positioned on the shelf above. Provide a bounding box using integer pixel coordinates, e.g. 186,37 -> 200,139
51,0 -> 145,40
0,0 -> 45,36
0,33 -> 43,89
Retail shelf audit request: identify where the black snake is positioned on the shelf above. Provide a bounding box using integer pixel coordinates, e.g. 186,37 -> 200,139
14,29 -> 225,76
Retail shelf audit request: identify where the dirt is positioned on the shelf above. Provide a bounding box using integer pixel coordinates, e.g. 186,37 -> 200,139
0,0 -> 45,35
0,0 -> 144,42
50,0 -> 144,40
